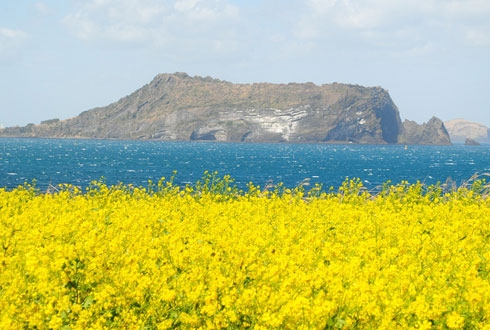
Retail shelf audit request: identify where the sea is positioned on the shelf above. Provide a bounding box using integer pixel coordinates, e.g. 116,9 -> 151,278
1,138 -> 489,192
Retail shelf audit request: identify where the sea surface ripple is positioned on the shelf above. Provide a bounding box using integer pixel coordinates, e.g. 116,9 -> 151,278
1,138 -> 489,191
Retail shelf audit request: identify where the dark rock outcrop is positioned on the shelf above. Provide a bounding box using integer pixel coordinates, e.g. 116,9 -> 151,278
398,117 -> 452,145
465,138 -> 481,146
0,73 -> 451,145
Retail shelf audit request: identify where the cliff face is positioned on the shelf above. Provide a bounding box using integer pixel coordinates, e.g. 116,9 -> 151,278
444,118 -> 490,143
0,73 -> 450,145
399,117 -> 452,145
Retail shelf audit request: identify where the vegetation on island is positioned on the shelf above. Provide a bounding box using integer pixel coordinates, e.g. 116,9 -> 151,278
1,172 -> 490,329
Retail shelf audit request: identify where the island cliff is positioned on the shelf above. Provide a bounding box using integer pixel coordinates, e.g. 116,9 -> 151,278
398,117 -> 452,145
444,118 -> 490,143
0,72 -> 451,145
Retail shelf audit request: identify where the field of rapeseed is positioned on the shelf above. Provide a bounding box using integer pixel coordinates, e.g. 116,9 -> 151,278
2,172 -> 490,329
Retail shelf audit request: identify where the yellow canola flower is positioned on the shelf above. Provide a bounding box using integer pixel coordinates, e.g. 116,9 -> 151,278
1,178 -> 490,328
446,311 -> 466,329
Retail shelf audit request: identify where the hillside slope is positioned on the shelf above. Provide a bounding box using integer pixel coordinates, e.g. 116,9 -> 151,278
0,72 -> 450,145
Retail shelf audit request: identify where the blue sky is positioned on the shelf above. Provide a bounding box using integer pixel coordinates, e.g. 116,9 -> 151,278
1,0 -> 489,127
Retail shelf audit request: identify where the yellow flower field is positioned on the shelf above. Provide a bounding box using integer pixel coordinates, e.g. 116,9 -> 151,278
1,173 -> 490,329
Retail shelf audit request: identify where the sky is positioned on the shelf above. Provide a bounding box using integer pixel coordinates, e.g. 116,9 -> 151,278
1,0 -> 489,128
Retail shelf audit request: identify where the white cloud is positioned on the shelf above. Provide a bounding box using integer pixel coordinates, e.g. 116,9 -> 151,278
63,0 -> 166,43
465,27 -> 490,47
0,28 -> 29,61
35,2 -> 51,15
296,0 -> 490,54
440,0 -> 490,18
0,28 -> 28,40
295,0 -> 424,53
174,0 -> 200,12
173,0 -> 238,17
63,0 -> 240,51
302,0 -> 419,31
59,0 -> 489,67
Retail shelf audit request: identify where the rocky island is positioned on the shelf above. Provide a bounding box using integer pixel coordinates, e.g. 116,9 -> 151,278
444,118 -> 489,144
0,72 -> 451,145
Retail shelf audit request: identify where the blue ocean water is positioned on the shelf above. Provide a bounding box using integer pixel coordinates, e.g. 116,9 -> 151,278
1,138 -> 489,191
